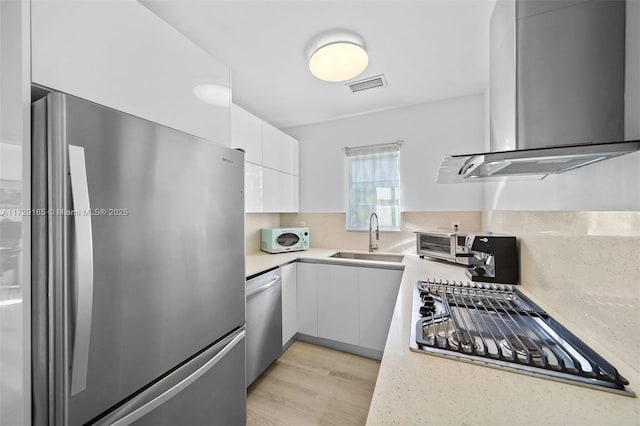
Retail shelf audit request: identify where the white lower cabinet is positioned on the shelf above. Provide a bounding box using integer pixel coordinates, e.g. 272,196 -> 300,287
358,267 -> 403,351
295,262 -> 403,354
296,263 -> 318,337
281,263 -> 297,345
316,264 -> 359,345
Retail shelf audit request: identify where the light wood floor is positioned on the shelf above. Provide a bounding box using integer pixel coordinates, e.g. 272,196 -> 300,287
247,341 -> 380,426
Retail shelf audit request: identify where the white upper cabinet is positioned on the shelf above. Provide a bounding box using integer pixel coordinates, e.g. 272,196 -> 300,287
262,168 -> 299,213
231,104 -> 262,164
31,0 -> 231,145
262,122 -> 299,176
231,103 -> 299,213
244,162 -> 263,213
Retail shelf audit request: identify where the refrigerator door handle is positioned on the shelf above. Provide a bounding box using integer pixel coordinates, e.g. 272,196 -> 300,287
68,145 -> 95,396
246,276 -> 280,298
109,330 -> 246,426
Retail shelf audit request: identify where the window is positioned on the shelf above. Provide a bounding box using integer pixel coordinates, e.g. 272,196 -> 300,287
345,142 -> 401,231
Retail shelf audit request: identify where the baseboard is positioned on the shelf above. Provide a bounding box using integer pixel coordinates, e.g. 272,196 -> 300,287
293,333 -> 383,361
282,336 -> 296,353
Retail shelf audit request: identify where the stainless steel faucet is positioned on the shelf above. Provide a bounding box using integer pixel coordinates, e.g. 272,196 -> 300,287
369,212 -> 379,252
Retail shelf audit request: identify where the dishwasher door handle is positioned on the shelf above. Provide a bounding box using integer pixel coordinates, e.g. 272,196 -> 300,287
246,276 -> 280,298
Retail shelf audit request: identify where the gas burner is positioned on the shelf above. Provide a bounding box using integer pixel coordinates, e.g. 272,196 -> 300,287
448,330 -> 478,353
500,336 -> 543,362
410,278 -> 634,397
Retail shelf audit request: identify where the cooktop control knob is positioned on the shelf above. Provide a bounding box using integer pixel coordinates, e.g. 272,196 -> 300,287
419,305 -> 435,317
420,291 -> 433,303
419,292 -> 436,317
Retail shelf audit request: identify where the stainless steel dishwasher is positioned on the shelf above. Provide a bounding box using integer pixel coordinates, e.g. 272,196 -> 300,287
245,267 -> 283,387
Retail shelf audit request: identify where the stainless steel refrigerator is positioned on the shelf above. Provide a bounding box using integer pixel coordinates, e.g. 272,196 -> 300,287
31,92 -> 246,425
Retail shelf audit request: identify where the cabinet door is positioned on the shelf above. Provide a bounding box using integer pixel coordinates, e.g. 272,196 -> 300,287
296,263 -> 317,337
246,165 -> 298,213
358,268 -> 403,351
281,263 -> 298,345
262,121 -> 299,175
244,162 -> 263,213
262,167 -> 298,213
31,0 -> 231,144
316,264 -> 359,346
281,172 -> 299,213
231,104 -> 262,164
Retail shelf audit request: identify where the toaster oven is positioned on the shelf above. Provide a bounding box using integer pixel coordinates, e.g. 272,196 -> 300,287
415,230 -> 470,265
261,227 -> 309,254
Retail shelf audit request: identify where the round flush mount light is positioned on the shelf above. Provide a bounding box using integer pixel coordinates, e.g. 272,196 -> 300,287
192,83 -> 230,107
307,31 -> 368,82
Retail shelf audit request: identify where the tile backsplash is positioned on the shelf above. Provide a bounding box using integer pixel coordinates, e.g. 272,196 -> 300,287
483,210 -> 640,374
245,213 -> 280,253
280,211 -> 482,253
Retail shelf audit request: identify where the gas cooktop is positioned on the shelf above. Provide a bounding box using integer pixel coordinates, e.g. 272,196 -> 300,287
409,279 -> 634,396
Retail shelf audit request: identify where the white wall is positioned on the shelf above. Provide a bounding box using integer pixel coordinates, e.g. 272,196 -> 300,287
484,0 -> 640,211
286,95 -> 486,213
33,0 -> 231,145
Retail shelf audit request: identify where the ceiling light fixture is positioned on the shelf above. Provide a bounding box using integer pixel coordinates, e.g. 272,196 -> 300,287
192,83 -> 230,107
307,31 -> 368,82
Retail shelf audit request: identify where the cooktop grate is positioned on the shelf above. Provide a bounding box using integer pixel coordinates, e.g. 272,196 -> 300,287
410,279 -> 634,396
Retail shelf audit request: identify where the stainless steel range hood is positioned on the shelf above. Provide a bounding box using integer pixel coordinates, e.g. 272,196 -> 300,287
438,0 -> 640,183
438,140 -> 640,183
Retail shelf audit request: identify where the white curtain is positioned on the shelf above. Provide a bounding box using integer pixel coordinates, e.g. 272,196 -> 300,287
345,143 -> 401,231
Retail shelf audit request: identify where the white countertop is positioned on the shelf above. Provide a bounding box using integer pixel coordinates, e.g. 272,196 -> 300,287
245,248 -> 338,277
245,249 -> 640,425
366,255 -> 640,426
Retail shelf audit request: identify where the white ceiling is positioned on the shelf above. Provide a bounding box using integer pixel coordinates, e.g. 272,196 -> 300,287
141,0 -> 494,129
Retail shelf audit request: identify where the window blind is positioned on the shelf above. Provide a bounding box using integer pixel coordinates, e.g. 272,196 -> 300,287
345,141 -> 402,231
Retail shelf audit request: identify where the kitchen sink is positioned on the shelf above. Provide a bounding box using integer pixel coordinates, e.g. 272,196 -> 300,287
330,252 -> 404,263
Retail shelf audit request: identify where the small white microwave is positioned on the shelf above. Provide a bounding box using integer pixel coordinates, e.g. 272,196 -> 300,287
260,227 -> 309,254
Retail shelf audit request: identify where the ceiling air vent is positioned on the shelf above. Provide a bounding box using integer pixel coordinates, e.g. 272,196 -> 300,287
346,74 -> 387,93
